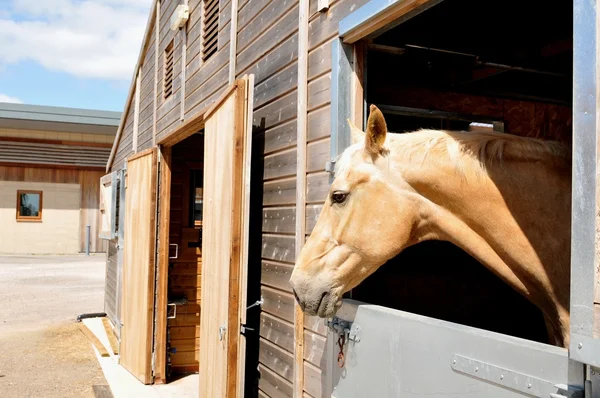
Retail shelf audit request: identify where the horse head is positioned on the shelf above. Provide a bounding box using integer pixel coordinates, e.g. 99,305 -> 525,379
289,105 -> 424,317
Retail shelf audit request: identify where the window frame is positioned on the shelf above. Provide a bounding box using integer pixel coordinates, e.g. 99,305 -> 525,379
16,190 -> 43,222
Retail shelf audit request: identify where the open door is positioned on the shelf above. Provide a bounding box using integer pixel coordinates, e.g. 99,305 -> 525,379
120,148 -> 158,384
199,75 -> 254,397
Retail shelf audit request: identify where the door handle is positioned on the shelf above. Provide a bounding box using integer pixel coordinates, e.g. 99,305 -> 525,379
218,324 -> 227,341
169,243 -> 178,259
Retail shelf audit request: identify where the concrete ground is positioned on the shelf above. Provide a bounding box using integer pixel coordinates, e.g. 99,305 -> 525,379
0,254 -> 108,397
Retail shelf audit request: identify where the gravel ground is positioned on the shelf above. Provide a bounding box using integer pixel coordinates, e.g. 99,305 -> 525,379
0,254 -> 108,397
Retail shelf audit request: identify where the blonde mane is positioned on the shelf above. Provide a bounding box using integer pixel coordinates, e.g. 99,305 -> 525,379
336,129 -> 571,177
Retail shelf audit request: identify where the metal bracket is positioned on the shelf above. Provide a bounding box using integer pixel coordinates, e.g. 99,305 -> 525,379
325,317 -> 361,343
246,297 -> 264,311
169,243 -> 178,259
451,355 -> 584,398
166,303 -> 176,319
240,324 -> 254,335
325,159 -> 336,174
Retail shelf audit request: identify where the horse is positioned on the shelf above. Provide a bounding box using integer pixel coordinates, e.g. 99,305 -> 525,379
289,104 -> 572,347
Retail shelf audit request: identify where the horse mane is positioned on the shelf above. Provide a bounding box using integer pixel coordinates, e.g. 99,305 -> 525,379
389,128 -> 572,173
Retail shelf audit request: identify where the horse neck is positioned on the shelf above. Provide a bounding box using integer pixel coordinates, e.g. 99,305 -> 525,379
387,147 -> 571,316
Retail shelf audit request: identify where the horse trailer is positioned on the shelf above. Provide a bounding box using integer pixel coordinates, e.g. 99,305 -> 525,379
100,0 -> 600,396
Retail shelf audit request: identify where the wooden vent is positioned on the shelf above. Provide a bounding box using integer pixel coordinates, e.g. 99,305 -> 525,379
164,40 -> 174,99
202,0 -> 219,62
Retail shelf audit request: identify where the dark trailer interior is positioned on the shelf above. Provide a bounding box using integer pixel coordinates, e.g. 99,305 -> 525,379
352,0 -> 573,344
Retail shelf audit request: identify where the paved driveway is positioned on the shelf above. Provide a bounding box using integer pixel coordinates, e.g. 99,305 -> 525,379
0,254 -> 108,397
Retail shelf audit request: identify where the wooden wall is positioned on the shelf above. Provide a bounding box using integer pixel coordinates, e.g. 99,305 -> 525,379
0,165 -> 106,252
106,0 -> 368,395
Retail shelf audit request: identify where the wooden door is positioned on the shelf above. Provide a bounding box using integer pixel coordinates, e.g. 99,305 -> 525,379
120,148 -> 158,384
199,76 -> 254,397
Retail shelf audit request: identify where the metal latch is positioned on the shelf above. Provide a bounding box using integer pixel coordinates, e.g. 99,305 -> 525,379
218,324 -> 227,341
451,355 -> 584,398
325,317 -> 361,343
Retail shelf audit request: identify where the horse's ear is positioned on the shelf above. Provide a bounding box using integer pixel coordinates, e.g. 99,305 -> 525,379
365,104 -> 387,154
347,118 -> 365,144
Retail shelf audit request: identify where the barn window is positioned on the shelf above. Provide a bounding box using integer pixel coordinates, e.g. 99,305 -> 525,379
202,0 -> 219,62
16,190 -> 42,222
164,40 -> 174,99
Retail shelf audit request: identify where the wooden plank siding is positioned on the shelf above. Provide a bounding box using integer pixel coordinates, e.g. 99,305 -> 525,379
104,0 -> 382,394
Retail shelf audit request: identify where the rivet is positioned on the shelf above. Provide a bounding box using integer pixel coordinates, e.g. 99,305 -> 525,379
500,375 -> 504,380
578,343 -> 583,349
452,359 -> 456,365
527,384 -> 532,389
475,367 -> 479,372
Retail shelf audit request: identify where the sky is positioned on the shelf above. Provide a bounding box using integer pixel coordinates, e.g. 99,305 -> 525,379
0,0 -> 153,112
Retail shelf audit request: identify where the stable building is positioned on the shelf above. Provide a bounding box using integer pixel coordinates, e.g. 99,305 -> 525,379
0,102 -> 120,254
100,0 -> 600,397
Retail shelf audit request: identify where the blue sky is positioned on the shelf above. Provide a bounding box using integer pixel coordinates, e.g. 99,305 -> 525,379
0,0 -> 153,112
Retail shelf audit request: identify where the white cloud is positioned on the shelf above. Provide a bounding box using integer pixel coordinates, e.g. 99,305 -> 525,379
0,94 -> 24,104
0,0 -> 153,81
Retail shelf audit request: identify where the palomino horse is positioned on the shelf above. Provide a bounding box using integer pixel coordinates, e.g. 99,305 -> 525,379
289,105 -> 572,347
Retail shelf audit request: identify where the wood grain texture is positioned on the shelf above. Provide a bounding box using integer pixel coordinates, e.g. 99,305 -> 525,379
303,361 -> 323,398
120,148 -> 157,384
199,79 -> 251,398
261,261 -> 294,292
259,363 -> 294,398
306,138 -> 328,173
260,312 -> 294,352
239,33 -> 298,85
102,317 -> 120,355
305,204 -> 322,233
262,286 -> 295,322
262,234 -> 295,263
259,337 -> 295,382
263,178 -> 297,206
154,145 -> 171,383
296,1 -> 309,394
263,207 -> 296,234
264,148 -> 297,180
236,4 -> 299,75
79,323 -> 110,357
307,106 -> 330,142
199,92 -> 236,397
303,329 -> 325,367
306,172 -> 329,203
264,119 -> 297,155
254,61 -> 298,109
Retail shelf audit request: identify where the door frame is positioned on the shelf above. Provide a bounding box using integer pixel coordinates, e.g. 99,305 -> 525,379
327,0 -> 596,392
153,76 -> 255,388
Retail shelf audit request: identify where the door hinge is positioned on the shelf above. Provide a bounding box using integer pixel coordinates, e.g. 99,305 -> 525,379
325,159 -> 336,174
240,324 -> 255,335
452,355 -> 584,398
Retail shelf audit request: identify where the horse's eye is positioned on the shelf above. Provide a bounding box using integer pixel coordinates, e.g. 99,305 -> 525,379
331,191 -> 348,204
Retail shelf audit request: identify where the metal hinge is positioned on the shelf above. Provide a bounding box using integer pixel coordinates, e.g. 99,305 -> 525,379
451,355 -> 584,398
240,324 -> 255,335
325,159 -> 336,174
